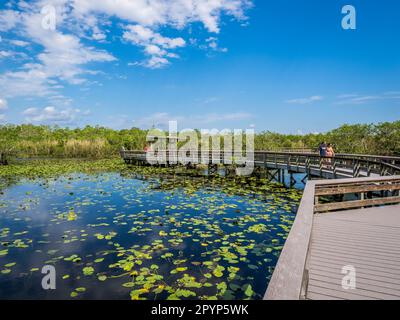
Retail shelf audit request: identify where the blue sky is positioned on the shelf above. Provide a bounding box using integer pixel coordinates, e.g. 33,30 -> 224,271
0,0 -> 399,133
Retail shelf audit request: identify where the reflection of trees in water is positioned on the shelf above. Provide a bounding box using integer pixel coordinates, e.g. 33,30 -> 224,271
0,177 -> 19,193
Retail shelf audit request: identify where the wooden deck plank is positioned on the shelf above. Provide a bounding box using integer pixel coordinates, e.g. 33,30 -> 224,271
308,279 -> 400,300
310,268 -> 400,289
309,274 -> 400,297
263,181 -> 316,300
306,205 -> 400,300
310,243 -> 400,261
309,270 -> 400,291
307,284 -> 377,300
310,230 -> 400,246
310,235 -> 400,253
310,249 -> 400,268
314,205 -> 400,225
306,291 -> 344,300
309,279 -> 399,300
310,257 -> 400,278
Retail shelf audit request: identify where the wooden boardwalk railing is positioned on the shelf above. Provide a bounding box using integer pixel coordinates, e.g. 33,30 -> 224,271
120,150 -> 400,179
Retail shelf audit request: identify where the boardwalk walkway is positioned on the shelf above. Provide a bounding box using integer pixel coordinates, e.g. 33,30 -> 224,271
307,205 -> 400,300
120,150 -> 400,180
265,176 -> 400,300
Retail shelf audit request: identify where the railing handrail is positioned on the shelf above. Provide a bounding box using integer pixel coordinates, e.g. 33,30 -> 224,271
121,149 -> 400,174
122,149 -> 400,160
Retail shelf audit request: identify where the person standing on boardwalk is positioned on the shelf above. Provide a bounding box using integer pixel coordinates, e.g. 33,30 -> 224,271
319,142 -> 327,157
326,143 -> 335,167
326,144 -> 335,157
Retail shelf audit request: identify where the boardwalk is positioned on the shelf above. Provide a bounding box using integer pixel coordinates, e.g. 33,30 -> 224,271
265,176 -> 400,300
307,205 -> 400,300
120,150 -> 400,180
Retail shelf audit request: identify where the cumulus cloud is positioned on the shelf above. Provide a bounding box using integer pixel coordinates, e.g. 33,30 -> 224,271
285,95 -> 324,104
335,92 -> 400,105
201,37 -> 228,53
0,50 -> 13,58
0,9 -> 22,31
0,0 -> 252,108
123,24 -> 185,68
72,0 -> 252,33
74,0 -> 250,66
0,98 -> 8,122
0,3 -> 116,98
22,106 -> 90,124
9,39 -> 30,46
132,111 -> 253,129
0,98 -> 7,111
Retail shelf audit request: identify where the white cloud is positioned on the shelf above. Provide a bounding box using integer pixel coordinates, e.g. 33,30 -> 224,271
335,92 -> 400,105
0,9 -> 22,31
22,106 -> 89,124
0,50 -> 13,58
0,0 -> 251,104
286,96 -> 324,104
72,0 -> 252,33
0,98 -> 7,111
1,98 -> 8,122
0,4 -> 116,99
73,0 -> 251,67
202,37 -> 228,53
123,24 -> 185,68
132,111 -> 253,129
9,39 -> 30,46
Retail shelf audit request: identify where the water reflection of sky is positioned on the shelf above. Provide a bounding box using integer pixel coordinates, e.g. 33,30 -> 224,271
0,173 -> 302,300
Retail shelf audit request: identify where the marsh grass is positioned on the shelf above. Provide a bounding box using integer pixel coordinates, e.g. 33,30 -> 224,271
13,139 -> 113,158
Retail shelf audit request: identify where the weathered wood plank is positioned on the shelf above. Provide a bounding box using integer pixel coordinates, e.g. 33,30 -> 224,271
307,284 -> 377,300
311,227 -> 400,244
310,268 -> 400,288
308,279 -> 400,300
315,196 -> 400,212
315,182 -> 400,196
310,236 -> 400,254
310,256 -> 400,277
264,181 -> 316,300
310,248 -> 400,267
309,271 -> 400,291
306,201 -> 400,300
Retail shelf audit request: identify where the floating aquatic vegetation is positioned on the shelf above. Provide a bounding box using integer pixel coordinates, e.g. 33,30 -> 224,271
0,159 -> 302,300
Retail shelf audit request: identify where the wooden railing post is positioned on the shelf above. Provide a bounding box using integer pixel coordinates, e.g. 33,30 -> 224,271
263,152 -> 266,168
333,159 -> 337,178
319,157 -> 323,176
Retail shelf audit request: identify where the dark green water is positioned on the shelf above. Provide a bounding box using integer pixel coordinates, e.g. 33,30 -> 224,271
0,171 -> 302,300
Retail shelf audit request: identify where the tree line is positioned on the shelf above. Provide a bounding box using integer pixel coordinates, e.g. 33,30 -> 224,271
0,121 -> 399,158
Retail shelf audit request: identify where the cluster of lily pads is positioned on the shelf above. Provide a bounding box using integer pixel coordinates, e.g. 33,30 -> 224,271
0,159 -> 302,300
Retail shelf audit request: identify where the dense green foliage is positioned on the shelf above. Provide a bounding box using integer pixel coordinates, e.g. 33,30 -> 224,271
255,121 -> 400,155
0,125 -> 147,158
0,121 -> 399,158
